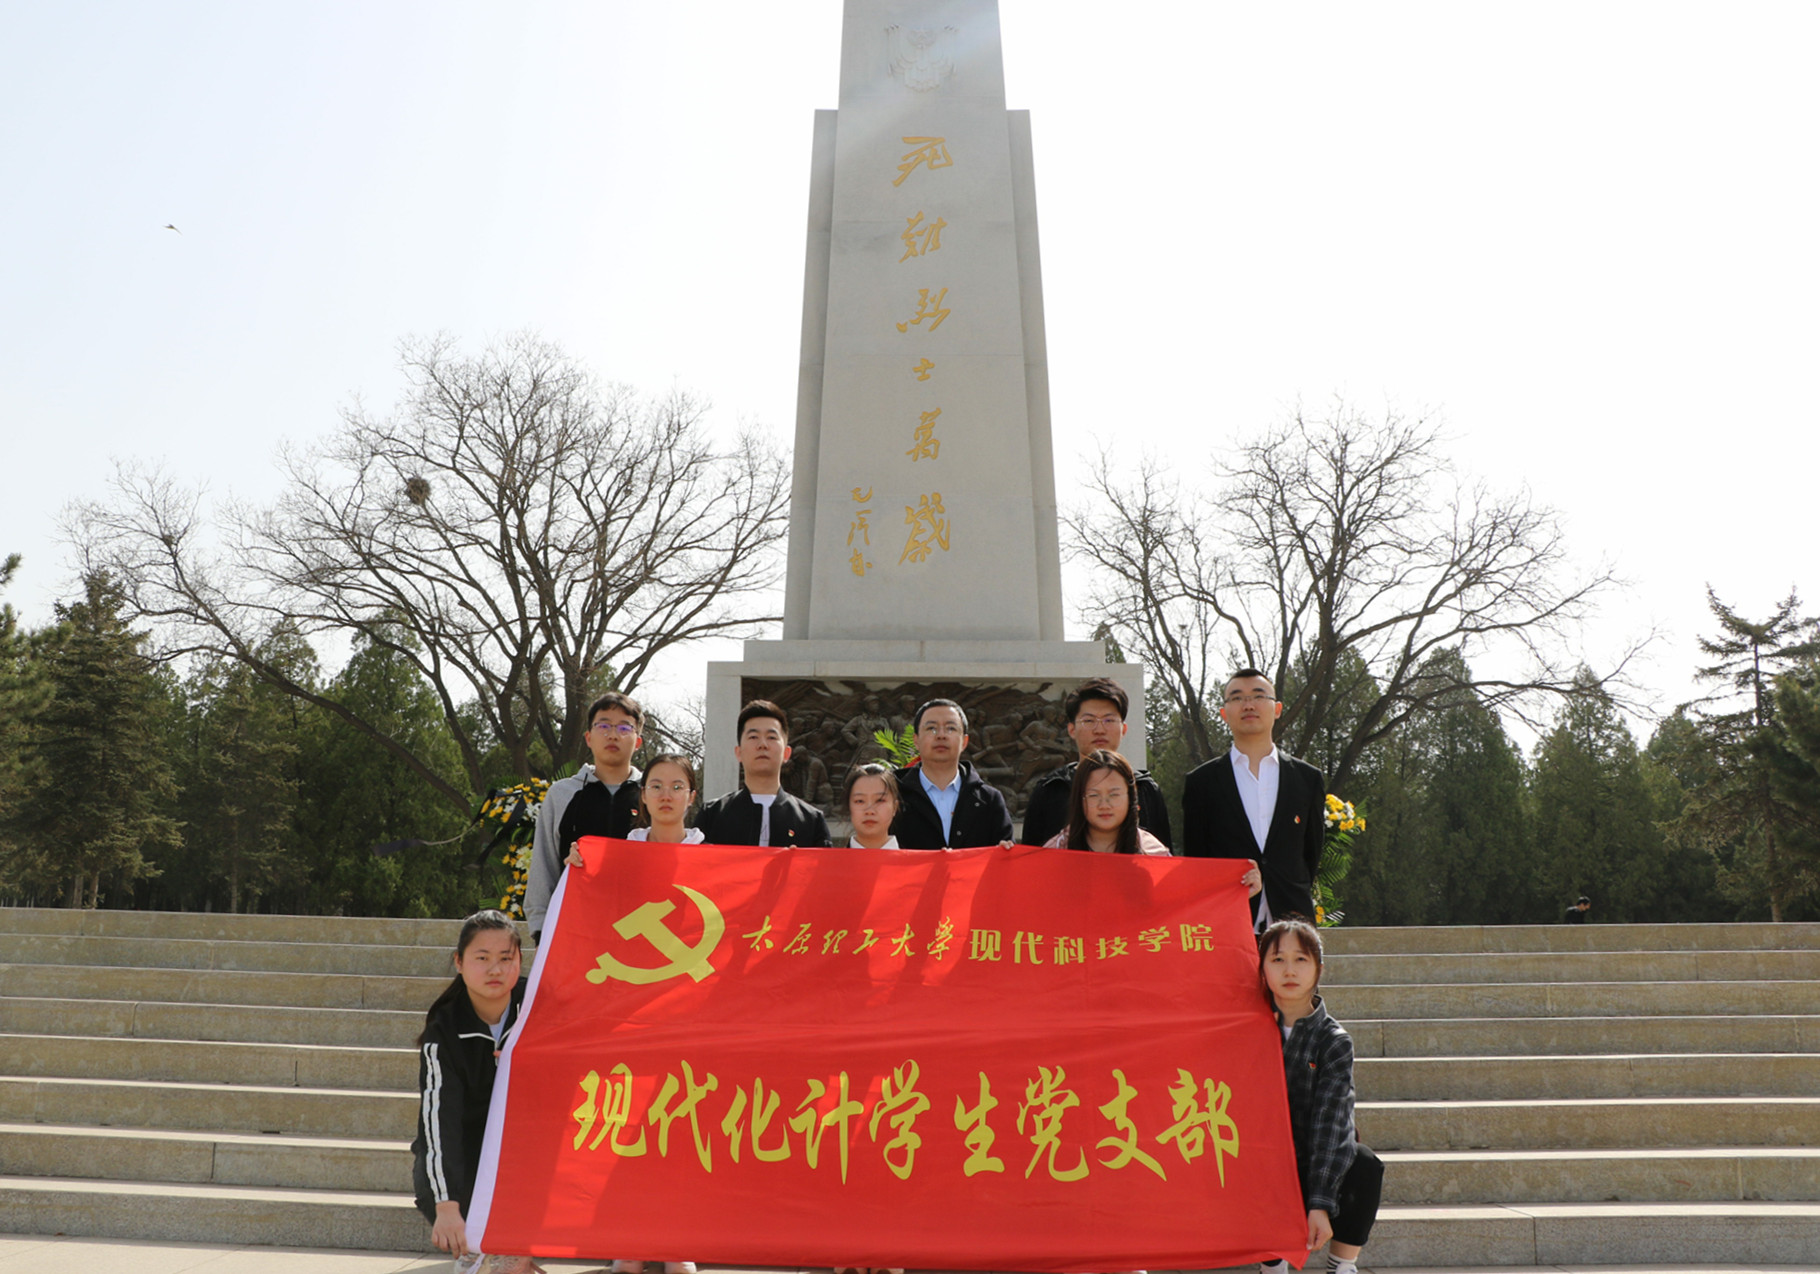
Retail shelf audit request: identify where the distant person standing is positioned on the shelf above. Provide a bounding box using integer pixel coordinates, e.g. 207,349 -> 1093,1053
1020,677 -> 1173,850
891,699 -> 1014,849
1564,896 -> 1592,924
694,700 -> 832,847
1181,669 -> 1325,931
524,692 -> 645,943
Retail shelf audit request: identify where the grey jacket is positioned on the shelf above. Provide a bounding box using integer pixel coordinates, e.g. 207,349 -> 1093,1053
524,763 -> 641,939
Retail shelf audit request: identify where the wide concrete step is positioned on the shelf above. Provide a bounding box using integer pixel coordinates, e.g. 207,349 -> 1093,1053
0,933 -> 457,978
0,907 -> 466,948
0,1034 -> 415,1091
1351,1013 -> 1820,1058
1325,978 -> 1820,1020
12,964 -> 446,1012
20,1126 -> 1811,1211
1359,1095 -> 1820,1151
0,1077 -> 414,1139
1323,922 -> 1820,955
0,1174 -> 429,1251
3,1176 -> 1816,1267
1355,1052 -> 1820,1101
1381,1146 -> 1820,1205
0,1123 -> 408,1193
1366,1201 -> 1820,1265
1327,948 -> 1820,985
0,996 -> 423,1048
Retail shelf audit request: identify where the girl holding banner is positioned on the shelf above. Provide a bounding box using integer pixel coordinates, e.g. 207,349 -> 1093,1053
1258,918 -> 1383,1274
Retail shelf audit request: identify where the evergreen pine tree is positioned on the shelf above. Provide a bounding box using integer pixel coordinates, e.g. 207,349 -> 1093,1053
1530,671 -> 1676,923
1675,589 -> 1820,919
3,573 -> 179,906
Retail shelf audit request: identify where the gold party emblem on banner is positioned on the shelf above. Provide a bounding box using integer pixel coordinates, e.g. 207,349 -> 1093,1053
587,886 -> 725,985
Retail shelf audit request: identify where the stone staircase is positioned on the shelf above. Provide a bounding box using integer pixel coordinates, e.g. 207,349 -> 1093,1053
0,907 -> 1815,1265
0,906 -> 452,1250
1323,921 -> 1820,1265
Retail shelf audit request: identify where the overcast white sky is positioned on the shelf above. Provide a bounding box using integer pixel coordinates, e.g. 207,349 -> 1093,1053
3,1 -> 1816,741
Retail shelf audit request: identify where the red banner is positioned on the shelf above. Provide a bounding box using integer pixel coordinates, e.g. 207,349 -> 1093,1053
469,840 -> 1307,1272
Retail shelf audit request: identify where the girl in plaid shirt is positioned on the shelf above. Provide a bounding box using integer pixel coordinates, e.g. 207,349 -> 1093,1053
1258,918 -> 1383,1274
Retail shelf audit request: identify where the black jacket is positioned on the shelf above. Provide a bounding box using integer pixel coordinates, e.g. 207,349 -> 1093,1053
1021,761 -> 1175,851
694,787 -> 832,847
891,761 -> 1014,849
1181,749 -> 1325,923
411,976 -> 527,1219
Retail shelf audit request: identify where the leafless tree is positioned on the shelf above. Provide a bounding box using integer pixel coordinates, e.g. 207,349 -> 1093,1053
1064,406 -> 1641,788
72,334 -> 790,812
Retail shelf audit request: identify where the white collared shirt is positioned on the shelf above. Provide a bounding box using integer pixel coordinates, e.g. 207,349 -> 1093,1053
1233,747 -> 1279,932
1232,746 -> 1280,854
626,827 -> 706,844
849,834 -> 901,849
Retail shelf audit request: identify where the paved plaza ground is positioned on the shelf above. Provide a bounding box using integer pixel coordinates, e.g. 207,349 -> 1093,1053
0,1238 -> 1816,1274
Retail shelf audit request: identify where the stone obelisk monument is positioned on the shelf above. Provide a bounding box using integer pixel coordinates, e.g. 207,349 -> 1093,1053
705,0 -> 1147,814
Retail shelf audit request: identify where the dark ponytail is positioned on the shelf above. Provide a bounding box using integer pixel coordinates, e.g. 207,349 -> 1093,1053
417,909 -> 522,1045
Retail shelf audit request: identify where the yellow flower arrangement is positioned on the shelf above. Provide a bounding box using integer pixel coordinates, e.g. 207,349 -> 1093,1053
1315,792 -> 1367,927
477,778 -> 551,920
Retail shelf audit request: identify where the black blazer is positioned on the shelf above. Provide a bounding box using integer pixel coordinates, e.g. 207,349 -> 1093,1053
694,787 -> 832,847
891,761 -> 1014,849
1181,749 -> 1325,923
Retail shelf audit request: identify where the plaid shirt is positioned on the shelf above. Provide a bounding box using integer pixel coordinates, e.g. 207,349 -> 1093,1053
1279,995 -> 1357,1214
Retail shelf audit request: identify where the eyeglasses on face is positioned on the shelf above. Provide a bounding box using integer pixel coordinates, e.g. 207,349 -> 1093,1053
1073,713 -> 1123,728
919,723 -> 963,736
591,720 -> 638,735
1224,691 -> 1274,704
643,781 -> 692,794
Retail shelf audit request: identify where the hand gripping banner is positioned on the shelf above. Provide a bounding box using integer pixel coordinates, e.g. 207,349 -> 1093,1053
468,840 -> 1307,1271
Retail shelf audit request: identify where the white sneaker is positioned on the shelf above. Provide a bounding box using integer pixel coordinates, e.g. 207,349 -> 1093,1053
610,1263 -> 645,1274
662,1264 -> 697,1274
1261,1263 -> 1289,1274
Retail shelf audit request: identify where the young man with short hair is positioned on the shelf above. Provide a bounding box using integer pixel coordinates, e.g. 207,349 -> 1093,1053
525,691 -> 646,942
694,700 -> 833,847
891,698 -> 1014,849
1181,669 -> 1325,930
1020,676 -> 1174,850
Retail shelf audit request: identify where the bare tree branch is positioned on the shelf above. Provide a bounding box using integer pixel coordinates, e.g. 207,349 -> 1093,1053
1064,405 -> 1642,786
67,334 -> 790,812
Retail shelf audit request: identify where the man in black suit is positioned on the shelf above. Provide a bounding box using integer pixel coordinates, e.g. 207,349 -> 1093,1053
695,700 -> 833,847
1181,669 -> 1325,929
891,699 -> 1014,849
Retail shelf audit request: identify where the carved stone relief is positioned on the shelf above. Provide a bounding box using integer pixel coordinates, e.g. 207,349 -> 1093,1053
743,677 -> 1079,819
886,25 -> 957,91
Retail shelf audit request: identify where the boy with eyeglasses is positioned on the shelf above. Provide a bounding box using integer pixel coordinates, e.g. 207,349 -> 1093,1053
1020,676 -> 1174,851
890,698 -> 1014,849
1181,669 -> 1325,931
524,692 -> 646,942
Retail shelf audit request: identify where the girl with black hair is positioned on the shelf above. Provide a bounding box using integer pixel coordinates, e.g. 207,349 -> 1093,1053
1039,749 -> 1169,855
1256,918 -> 1382,1274
411,910 -> 535,1274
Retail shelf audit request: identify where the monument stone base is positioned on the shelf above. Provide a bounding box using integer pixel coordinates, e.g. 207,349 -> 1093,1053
704,639 -> 1147,830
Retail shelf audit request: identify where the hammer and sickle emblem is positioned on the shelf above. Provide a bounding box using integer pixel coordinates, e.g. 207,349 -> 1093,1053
585,886 -> 726,986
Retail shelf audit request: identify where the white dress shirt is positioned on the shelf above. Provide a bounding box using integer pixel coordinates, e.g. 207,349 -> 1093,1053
751,792 -> 777,846
1233,746 -> 1280,931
